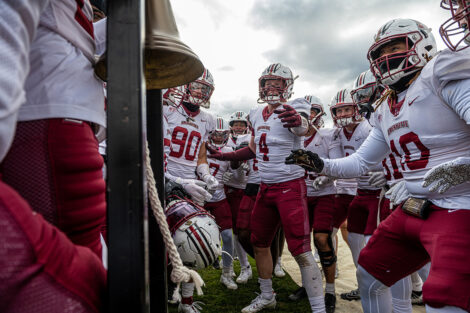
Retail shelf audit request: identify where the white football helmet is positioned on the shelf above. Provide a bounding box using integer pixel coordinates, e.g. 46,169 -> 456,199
181,69 -> 215,109
304,95 -> 325,129
162,86 -> 184,107
209,117 -> 230,148
229,111 -> 249,135
368,19 -> 437,88
440,0 -> 470,51
165,199 -> 221,269
329,88 -> 361,128
258,63 -> 294,104
350,69 -> 380,107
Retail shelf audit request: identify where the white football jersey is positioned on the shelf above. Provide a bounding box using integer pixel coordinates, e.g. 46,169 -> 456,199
370,48 -> 470,208
304,128 -> 341,197
18,0 -> 105,127
225,133 -> 251,189
337,120 -> 381,190
0,0 -> 48,162
207,146 -> 232,202
164,105 -> 216,179
246,156 -> 261,185
249,98 -> 310,184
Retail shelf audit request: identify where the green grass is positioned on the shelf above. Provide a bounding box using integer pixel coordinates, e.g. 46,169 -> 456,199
169,256 -> 311,313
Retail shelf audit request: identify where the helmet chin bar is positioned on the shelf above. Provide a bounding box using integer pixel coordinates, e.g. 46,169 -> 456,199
336,117 -> 356,128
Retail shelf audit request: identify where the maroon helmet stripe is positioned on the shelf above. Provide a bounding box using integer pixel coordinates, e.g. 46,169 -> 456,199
189,225 -> 212,263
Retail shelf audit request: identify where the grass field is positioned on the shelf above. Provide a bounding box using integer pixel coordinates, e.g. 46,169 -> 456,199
168,256 -> 311,313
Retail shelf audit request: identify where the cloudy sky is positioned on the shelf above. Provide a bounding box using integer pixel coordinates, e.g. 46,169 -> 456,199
170,0 -> 450,126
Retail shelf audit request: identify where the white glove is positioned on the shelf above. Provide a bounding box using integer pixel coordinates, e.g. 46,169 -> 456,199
312,176 -> 331,191
204,175 -> 219,192
222,171 -> 233,184
176,178 -> 213,205
368,171 -> 387,188
385,181 -> 409,206
196,163 -> 219,192
239,162 -> 250,172
422,156 -> 470,194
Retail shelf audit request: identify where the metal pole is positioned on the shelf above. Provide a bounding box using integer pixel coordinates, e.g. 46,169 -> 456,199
106,0 -> 148,312
147,89 -> 168,313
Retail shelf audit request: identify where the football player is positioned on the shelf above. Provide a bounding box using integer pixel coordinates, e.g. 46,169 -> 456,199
328,88 -> 383,302
163,69 -> 217,313
203,117 -> 239,290
287,19 -> 470,313
0,1 -> 106,311
288,95 -> 342,313
224,110 -> 253,279
207,63 -> 325,313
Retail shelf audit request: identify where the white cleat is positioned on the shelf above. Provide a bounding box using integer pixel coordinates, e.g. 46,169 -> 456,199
241,293 -> 276,313
236,265 -> 253,284
274,262 -> 286,278
220,272 -> 238,290
178,302 -> 205,313
230,266 -> 236,278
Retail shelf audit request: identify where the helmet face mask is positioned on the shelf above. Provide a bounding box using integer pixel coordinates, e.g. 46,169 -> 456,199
329,88 -> 361,128
209,117 -> 230,148
229,111 -> 249,135
183,69 -> 215,109
258,63 -> 294,104
304,95 -> 325,129
368,19 -> 437,88
440,0 -> 470,51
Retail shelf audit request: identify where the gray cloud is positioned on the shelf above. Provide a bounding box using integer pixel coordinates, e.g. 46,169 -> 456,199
250,0 -> 433,88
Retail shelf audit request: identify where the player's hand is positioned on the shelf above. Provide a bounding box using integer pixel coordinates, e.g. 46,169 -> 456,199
205,143 -> 224,160
274,104 -> 302,128
222,171 -> 233,184
204,175 -> 219,192
178,179 -> 213,204
385,181 -> 409,206
239,162 -> 250,172
312,176 -> 331,191
422,157 -> 470,194
285,149 -> 324,172
368,171 -> 387,188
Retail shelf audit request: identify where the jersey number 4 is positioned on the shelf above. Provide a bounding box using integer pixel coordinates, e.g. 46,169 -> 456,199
169,126 -> 202,161
259,133 -> 269,161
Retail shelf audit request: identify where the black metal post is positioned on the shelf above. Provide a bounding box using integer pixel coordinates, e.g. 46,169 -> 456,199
146,89 -> 168,313
106,0 -> 148,312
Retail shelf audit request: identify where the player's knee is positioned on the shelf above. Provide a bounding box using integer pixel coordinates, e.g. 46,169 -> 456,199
221,229 -> 232,241
294,251 -> 316,267
314,232 -> 336,268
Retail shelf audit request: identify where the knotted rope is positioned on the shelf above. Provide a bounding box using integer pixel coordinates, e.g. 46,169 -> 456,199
144,142 -> 204,301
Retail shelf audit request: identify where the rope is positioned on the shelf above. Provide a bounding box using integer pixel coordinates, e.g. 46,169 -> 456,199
144,142 -> 204,301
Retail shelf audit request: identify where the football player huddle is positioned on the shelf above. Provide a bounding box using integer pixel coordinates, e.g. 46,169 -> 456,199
164,2 -> 470,313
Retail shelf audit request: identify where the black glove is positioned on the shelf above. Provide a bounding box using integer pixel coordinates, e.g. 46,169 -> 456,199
285,149 -> 324,172
165,179 -> 191,202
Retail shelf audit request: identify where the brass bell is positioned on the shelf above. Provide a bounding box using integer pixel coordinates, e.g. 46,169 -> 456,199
95,0 -> 204,90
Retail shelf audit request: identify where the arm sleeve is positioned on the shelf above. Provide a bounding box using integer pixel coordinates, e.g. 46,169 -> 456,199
322,127 -> 390,178
441,79 -> 470,124
93,17 -> 107,56
0,0 -> 48,162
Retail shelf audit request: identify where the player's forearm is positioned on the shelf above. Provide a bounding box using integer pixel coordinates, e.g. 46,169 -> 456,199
323,127 -> 389,178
